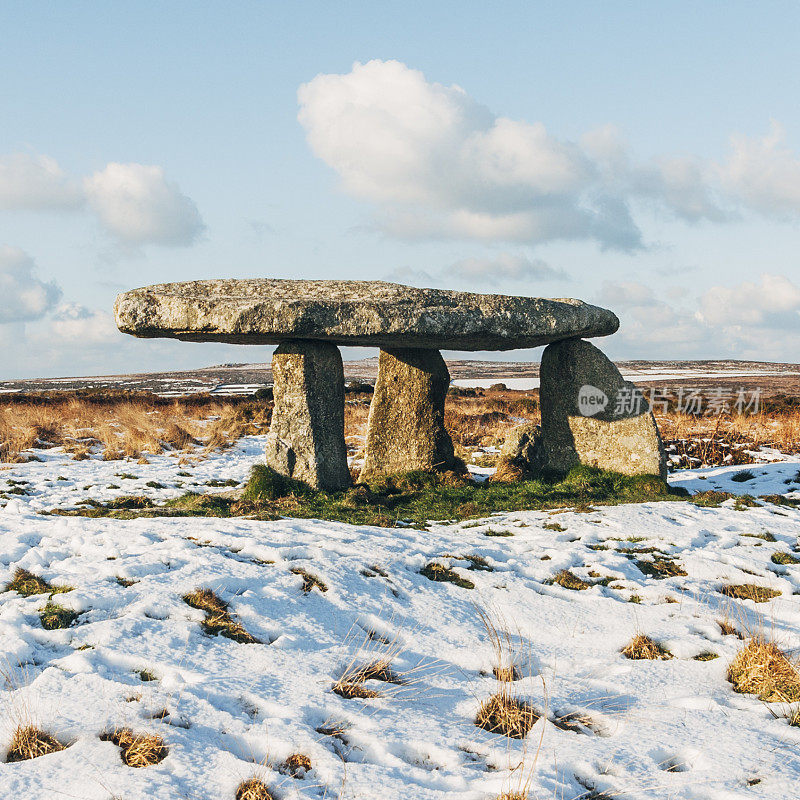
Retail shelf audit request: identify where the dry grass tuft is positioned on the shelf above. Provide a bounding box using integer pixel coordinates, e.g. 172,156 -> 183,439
332,681 -> 380,700
101,728 -> 168,767
492,457 -> 526,483
290,567 -> 328,594
5,725 -> 65,762
552,569 -> 590,591
717,616 -> 742,638
720,584 -> 782,603
727,638 -> 800,702
236,777 -> 274,800
281,752 -> 312,778
6,568 -> 54,596
621,634 -> 672,660
182,588 -> 260,644
475,692 -> 538,738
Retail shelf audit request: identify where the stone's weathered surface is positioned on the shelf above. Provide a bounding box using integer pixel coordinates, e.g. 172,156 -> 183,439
538,339 -> 667,479
264,340 -> 351,490
359,348 -> 458,481
500,422 -> 542,465
493,423 -> 543,482
114,279 -> 619,351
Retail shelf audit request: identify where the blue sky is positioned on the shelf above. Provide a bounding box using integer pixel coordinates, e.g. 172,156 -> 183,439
2,2 -> 800,378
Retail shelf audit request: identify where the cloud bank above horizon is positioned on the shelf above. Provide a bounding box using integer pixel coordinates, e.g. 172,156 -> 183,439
298,60 -> 800,252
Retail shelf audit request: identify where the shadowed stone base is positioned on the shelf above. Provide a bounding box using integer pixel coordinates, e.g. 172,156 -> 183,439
537,338 -> 666,479
359,348 -> 457,482
264,340 -> 351,490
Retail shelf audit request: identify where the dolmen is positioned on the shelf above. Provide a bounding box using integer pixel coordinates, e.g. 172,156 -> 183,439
114,279 -> 666,489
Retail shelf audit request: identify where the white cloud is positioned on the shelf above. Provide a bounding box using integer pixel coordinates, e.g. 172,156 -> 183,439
698,273 -> 800,328
0,246 -> 62,323
48,303 -> 118,343
0,153 -> 84,211
84,163 -> 205,246
299,61 -> 800,249
298,60 -> 642,250
717,122 -> 800,219
599,273 -> 800,360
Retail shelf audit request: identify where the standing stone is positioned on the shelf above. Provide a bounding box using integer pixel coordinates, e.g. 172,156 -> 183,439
265,340 -> 351,490
359,348 -> 458,481
538,339 -> 666,479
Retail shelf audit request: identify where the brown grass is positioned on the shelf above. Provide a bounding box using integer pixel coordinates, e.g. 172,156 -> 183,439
281,752 -> 312,777
621,634 -> 672,660
5,725 -> 65,762
100,728 -> 167,767
236,777 -> 274,800
552,569 -> 590,591
0,395 -> 270,462
3,386 -> 799,469
182,588 -> 260,644
290,567 -> 328,594
6,568 -> 54,596
727,638 -> 800,702
475,692 -> 538,738
720,584 -> 782,603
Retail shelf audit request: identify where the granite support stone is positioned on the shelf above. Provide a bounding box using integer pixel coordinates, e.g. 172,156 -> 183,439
264,340 -> 351,490
537,338 -> 666,479
359,348 -> 458,481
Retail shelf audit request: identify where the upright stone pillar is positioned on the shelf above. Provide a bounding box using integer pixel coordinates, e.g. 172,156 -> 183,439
359,348 -> 458,482
538,338 -> 666,478
264,340 -> 351,490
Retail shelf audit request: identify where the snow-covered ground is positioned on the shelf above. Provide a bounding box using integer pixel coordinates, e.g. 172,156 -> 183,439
2,438 -> 800,798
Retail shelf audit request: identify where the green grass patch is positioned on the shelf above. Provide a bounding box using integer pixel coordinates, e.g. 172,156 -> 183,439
52,464 -> 682,526
40,601 -> 78,630
731,470 -> 756,483
771,551 -> 800,565
692,491 -> 734,508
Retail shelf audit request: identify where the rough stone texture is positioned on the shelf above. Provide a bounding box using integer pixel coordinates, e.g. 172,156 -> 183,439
264,340 -> 351,490
359,348 -> 457,481
538,339 -> 666,479
500,422 -> 542,465
114,279 -> 619,351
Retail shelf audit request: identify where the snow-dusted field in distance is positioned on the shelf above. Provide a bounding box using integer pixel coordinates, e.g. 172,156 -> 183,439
1,436 -> 800,799
453,368 -> 800,391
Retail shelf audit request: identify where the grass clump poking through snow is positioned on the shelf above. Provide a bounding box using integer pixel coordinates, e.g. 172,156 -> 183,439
39,600 -> 78,630
236,777 -> 274,800
727,639 -> 800,702
621,634 -> 672,660
281,753 -> 312,778
552,569 -> 590,590
5,725 -> 65,762
475,692 -> 538,738
6,568 -> 72,596
182,588 -> 260,644
420,562 -> 475,589
771,551 -> 800,565
720,584 -> 781,603
290,567 -> 328,594
100,728 -> 168,767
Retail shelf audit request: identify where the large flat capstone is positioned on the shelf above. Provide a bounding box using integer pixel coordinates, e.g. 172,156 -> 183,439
114,279 -> 618,350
